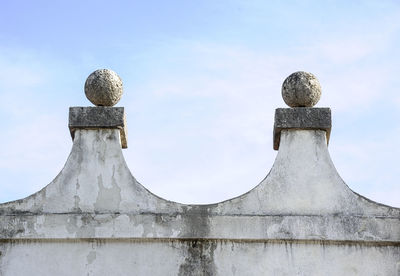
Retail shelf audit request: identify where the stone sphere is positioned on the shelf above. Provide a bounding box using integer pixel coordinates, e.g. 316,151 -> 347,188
84,69 -> 123,106
281,71 -> 321,107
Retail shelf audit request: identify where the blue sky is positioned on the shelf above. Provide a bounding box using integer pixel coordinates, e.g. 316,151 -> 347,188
0,0 -> 399,206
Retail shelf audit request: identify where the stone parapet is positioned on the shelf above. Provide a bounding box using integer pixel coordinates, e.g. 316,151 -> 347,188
1,70 -> 398,275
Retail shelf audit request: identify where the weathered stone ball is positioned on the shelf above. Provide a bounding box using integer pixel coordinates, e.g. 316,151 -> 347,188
281,71 -> 321,107
84,69 -> 123,106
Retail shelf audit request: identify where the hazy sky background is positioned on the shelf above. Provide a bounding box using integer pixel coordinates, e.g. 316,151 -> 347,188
0,0 -> 399,206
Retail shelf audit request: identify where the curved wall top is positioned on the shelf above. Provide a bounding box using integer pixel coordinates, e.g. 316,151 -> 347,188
0,70 -> 399,243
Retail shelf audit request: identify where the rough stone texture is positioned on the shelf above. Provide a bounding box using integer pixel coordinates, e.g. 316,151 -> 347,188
84,69 -> 123,106
0,113 -> 399,274
1,240 -> 399,276
282,71 -> 321,107
69,106 -> 127,148
274,107 -> 331,150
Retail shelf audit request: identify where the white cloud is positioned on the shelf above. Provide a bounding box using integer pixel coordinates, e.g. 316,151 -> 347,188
1,15 -> 400,207
330,126 -> 400,207
0,49 -> 71,202
123,39 -> 400,205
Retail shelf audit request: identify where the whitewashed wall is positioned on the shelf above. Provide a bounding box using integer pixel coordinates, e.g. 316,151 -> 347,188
1,128 -> 399,275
